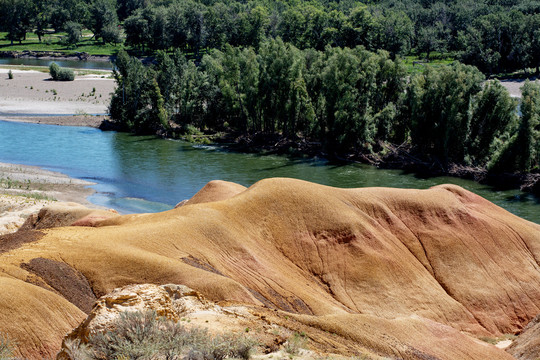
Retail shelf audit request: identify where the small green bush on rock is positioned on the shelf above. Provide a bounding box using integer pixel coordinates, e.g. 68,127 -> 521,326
49,63 -> 75,81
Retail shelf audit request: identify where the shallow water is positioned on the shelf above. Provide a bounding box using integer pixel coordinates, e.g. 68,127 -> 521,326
0,120 -> 539,223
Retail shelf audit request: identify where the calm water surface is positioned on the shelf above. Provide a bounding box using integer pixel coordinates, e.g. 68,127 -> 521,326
0,120 -> 539,223
0,58 -> 113,70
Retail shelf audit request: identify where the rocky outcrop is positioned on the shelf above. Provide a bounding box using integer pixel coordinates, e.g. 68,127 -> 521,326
19,202 -> 118,230
57,284 -> 227,359
57,283 -> 336,360
1,178 -> 539,359
507,314 -> 540,359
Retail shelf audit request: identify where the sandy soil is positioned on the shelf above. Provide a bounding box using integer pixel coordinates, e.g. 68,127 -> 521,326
0,68 -> 115,126
498,78 -> 539,98
499,79 -> 526,98
0,162 -> 100,234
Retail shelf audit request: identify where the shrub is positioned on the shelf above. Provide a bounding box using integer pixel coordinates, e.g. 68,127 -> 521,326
0,333 -> 13,360
49,63 -> 75,81
284,332 -> 307,355
71,310 -> 256,360
7,70 -> 13,80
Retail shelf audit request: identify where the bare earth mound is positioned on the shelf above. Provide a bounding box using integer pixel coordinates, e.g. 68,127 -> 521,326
1,178 -> 539,359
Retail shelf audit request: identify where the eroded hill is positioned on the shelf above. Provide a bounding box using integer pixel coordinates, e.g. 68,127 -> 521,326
1,178 -> 539,359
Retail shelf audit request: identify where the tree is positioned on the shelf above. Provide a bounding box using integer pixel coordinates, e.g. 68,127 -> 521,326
527,14 -> 540,74
321,47 -> 378,153
87,0 -> 118,43
238,5 -> 269,48
257,39 -> 297,134
468,80 -> 517,166
489,81 -> 540,172
409,63 -> 484,165
372,10 -> 414,56
150,7 -> 169,50
110,51 -> 168,134
417,22 -> 450,60
32,0 -> 51,42
204,2 -> 234,50
183,0 -> 207,57
205,46 -> 260,132
342,5 -> 374,49
0,0 -> 33,45
101,23 -> 122,45
47,0 -> 88,31
63,21 -> 82,46
117,0 -> 146,20
124,9 -> 150,51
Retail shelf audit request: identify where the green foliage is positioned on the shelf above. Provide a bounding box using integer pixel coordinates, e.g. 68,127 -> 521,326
63,21 -> 82,46
1,0 -> 540,75
49,62 -> 75,81
109,50 -> 168,134
65,310 -> 255,360
0,0 -> 33,45
112,44 -> 538,175
7,70 -> 13,80
468,81 -> 518,166
408,63 -> 485,165
114,42 -> 407,154
86,0 -> 118,43
489,81 -> 540,172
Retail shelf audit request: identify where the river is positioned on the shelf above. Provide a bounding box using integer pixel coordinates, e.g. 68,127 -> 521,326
0,58 -> 113,70
0,120 -> 539,223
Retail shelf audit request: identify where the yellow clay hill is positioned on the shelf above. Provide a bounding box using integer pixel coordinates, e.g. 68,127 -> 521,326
1,178 -> 539,359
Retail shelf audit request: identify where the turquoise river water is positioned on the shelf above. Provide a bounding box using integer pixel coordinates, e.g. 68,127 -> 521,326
0,120 -> 539,224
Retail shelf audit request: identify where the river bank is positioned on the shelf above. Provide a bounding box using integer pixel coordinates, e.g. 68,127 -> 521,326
0,162 -> 100,234
214,131 -> 540,197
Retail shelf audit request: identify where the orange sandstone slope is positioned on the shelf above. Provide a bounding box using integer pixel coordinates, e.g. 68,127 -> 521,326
1,178 -> 540,359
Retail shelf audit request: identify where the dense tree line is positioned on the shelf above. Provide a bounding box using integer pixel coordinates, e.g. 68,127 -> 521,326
110,43 -> 540,173
0,0 -> 121,45
1,0 -> 540,73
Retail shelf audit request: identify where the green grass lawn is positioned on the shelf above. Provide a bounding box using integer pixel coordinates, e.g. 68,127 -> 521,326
402,52 -> 457,74
0,31 -> 124,56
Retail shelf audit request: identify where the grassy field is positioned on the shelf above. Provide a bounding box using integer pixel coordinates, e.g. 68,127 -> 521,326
403,52 -> 457,74
0,31 -> 123,56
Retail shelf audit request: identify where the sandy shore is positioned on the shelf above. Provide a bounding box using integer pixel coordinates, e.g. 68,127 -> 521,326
0,67 -> 115,234
0,162 -> 100,234
0,67 -> 115,126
